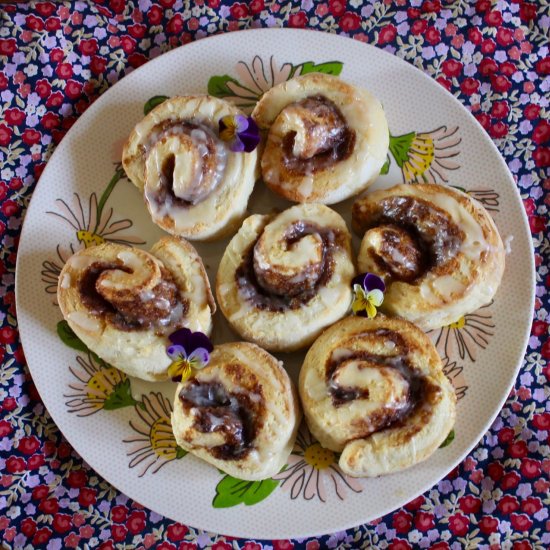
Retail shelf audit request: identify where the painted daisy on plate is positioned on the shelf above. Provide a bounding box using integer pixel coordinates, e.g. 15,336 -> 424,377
123,392 -> 187,477
273,424 -> 363,502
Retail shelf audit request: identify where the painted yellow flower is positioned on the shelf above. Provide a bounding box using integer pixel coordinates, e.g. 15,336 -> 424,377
388,126 -> 461,185
64,352 -> 137,416
124,392 -> 186,476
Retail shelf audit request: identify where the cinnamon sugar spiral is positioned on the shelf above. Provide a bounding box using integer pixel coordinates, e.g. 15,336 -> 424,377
57,237 -> 214,381
299,316 -> 456,477
216,203 -> 355,352
122,96 -> 257,240
172,342 -> 300,481
352,183 -> 505,330
252,73 -> 389,204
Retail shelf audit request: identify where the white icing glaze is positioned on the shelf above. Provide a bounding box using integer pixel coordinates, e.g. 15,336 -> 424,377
68,311 -> 101,333
60,272 -> 71,289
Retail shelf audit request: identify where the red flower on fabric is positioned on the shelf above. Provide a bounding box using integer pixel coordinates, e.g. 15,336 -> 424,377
27,454 -> 45,470
167,14 -> 184,33
65,80 -> 83,99
484,10 -> 503,26
111,524 -> 128,542
404,495 -> 425,511
414,511 -> 435,531
39,498 -> 59,515
425,27 -> 441,45
478,515 -> 499,535
32,528 -> 53,546
479,58 -> 498,77
411,19 -> 427,35
460,77 -> 480,95
78,487 -> 97,507
35,78 -> 52,97
78,38 -> 98,56
508,440 -> 528,458
56,63 -> 73,79
35,2 -> 56,16
32,485 -> 49,500
46,91 -> 64,107
329,0 -> 346,17
249,0 -> 264,14
157,543 -> 177,550
459,495 -> 482,514
0,326 -> 17,344
109,0 -> 126,14
436,77 -> 452,91
79,525 -> 95,538
21,517 -> 37,537
179,543 -> 198,550
160,0 -> 176,6
520,458 -> 541,480
388,539 -> 412,550
111,505 -> 128,523
211,543 -> 232,550
468,27 -> 482,44
513,542 -> 533,550
521,496 -> 542,515
497,495 -> 520,514
120,35 -> 136,54
167,523 -> 188,542
230,3 -> 249,19
26,15 -> 45,31
430,543 -> 450,550
99,541 -> 115,550
519,2 -> 537,22
533,120 -> 550,144
532,412 -> 550,430
6,456 -> 26,474
128,53 -> 148,67
422,0 -> 441,13
243,543 -> 262,550
0,38 -> 17,56
289,11 -> 307,28
45,17 -> 61,31
491,101 -> 509,119
392,510 -> 413,533
501,470 -> 521,489
339,12 -> 361,32
64,533 -> 81,549
90,55 -> 107,74
491,73 -> 513,94
18,436 -> 41,455
0,420 -> 13,437
533,147 -> 550,168
510,513 -> 533,531
273,541 -> 294,550
0,72 -> 7,91
481,38 -> 496,54
532,320 -> 548,336
441,59 -> 463,78
378,24 -> 397,44
52,513 -> 72,534
536,57 -> 550,75
126,510 -> 146,534
407,8 -> 421,18
496,27 -> 514,47
128,23 -> 147,38
5,108 -> 25,126
448,513 -> 469,536
148,5 -> 163,25
41,112 -> 61,130
0,124 -> 12,146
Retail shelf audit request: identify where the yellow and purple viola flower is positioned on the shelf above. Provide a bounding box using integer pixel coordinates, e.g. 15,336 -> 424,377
218,114 -> 260,153
352,273 -> 386,319
166,328 -> 213,382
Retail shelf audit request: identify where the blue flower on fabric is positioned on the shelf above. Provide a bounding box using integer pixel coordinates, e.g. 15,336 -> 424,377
218,114 -> 260,153
352,273 -> 386,319
166,328 -> 214,382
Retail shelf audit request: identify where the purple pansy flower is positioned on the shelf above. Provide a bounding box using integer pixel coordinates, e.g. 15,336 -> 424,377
218,114 -> 260,153
351,273 -> 386,319
166,328 -> 214,382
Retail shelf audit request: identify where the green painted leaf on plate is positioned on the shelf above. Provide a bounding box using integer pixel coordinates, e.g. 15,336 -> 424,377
212,475 -> 279,508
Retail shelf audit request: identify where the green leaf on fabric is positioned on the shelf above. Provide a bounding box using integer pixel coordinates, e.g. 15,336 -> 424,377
207,75 -> 241,98
103,379 -> 138,410
298,61 -> 344,76
440,429 -> 455,448
143,95 -> 169,115
388,131 -> 416,168
175,445 -> 187,460
212,475 -> 279,508
57,320 -> 89,353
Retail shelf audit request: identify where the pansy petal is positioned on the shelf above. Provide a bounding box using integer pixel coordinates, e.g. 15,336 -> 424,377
364,273 -> 386,293
166,344 -> 187,361
168,359 -> 192,382
352,273 -> 368,288
365,301 -> 377,319
229,136 -> 245,152
234,114 -> 249,132
238,117 -> 260,152
188,347 -> 210,369
169,327 -> 193,348
367,289 -> 384,307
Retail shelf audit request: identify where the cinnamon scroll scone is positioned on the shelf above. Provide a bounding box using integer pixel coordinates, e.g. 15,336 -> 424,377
299,316 -> 456,477
352,183 -> 505,330
172,342 -> 301,481
216,203 -> 355,352
122,96 -> 258,240
252,73 -> 389,204
57,237 -> 215,381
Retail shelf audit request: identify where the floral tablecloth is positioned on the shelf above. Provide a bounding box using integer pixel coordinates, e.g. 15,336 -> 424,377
0,1 -> 549,549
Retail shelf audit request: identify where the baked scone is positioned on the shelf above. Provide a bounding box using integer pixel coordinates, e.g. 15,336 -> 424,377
172,342 -> 301,481
122,96 -> 258,241
216,203 -> 355,352
57,237 -> 215,381
352,183 -> 505,330
299,316 -> 456,477
252,73 -> 389,204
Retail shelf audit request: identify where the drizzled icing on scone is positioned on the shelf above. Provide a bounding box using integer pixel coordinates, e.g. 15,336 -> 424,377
236,220 -> 341,312
77,251 -> 187,335
178,379 -> 263,460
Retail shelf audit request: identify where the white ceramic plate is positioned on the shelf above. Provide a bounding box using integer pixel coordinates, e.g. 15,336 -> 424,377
16,29 -> 535,539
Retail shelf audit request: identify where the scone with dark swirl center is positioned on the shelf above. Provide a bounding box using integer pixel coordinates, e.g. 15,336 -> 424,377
216,203 -> 355,352
299,316 -> 456,477
172,342 -> 301,481
57,237 -> 215,380
352,183 -> 505,330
